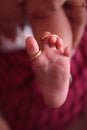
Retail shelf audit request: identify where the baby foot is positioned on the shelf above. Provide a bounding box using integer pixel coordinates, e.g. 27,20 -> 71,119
26,32 -> 71,108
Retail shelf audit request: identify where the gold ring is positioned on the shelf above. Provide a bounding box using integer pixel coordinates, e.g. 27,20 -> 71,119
68,2 -> 87,8
30,50 -> 42,62
41,34 -> 59,41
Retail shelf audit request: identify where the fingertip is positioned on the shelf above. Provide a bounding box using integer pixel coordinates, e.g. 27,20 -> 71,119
26,36 -> 32,44
56,37 -> 64,52
57,37 -> 64,47
26,36 -> 35,50
64,46 -> 71,57
26,36 -> 32,49
26,36 -> 39,57
49,36 -> 57,46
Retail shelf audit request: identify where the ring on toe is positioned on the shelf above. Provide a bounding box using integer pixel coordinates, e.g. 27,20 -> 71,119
30,50 -> 42,62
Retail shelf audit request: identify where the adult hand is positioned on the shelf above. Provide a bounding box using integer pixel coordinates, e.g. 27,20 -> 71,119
25,0 -> 87,49
64,0 -> 87,48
